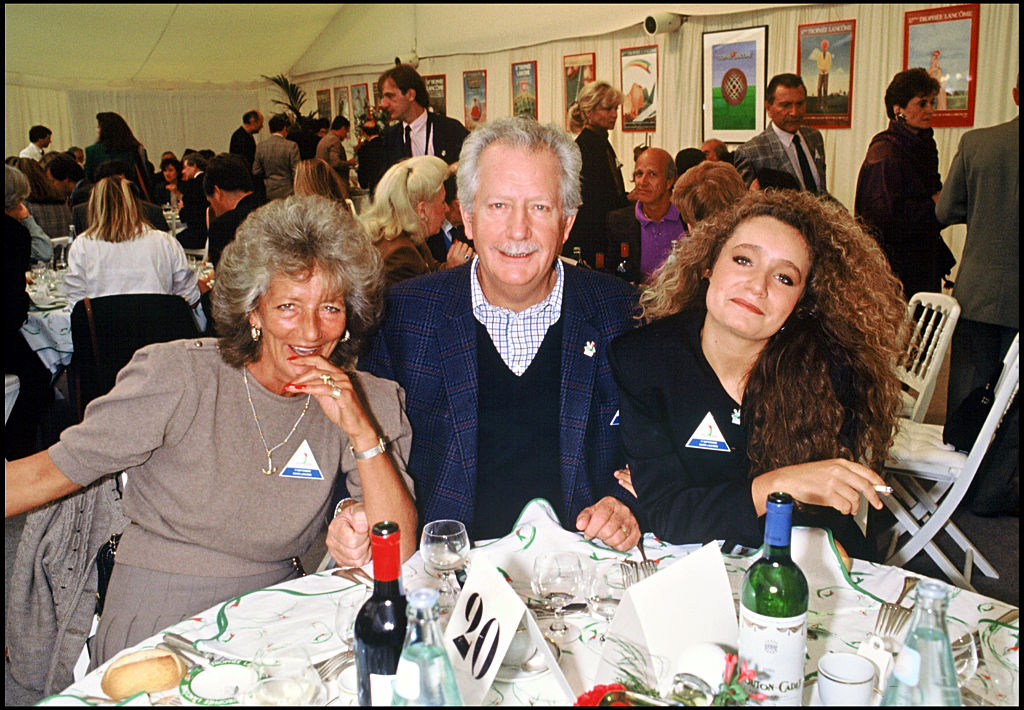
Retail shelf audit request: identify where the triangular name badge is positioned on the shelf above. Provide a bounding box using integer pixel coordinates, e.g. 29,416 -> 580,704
280,440 -> 324,479
685,412 -> 731,451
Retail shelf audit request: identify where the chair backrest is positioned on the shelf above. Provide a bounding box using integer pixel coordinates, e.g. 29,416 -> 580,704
69,293 -> 200,420
897,292 -> 961,422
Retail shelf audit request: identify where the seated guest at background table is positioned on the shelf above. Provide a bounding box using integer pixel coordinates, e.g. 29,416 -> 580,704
72,160 -> 169,233
204,153 -> 265,269
67,146 -> 86,168
751,167 -> 802,192
5,164 -> 53,264
16,157 -> 72,242
45,152 -> 84,207
176,152 -> 210,250
608,190 -> 906,561
4,164 -> 55,460
674,147 -> 706,183
5,195 -> 416,665
855,67 -> 954,299
63,176 -> 200,311
293,157 -> 348,203
426,188 -> 467,264
360,155 -> 474,288
151,156 -> 183,208
84,112 -> 153,202
326,117 -> 643,562
606,146 -> 682,284
701,139 -> 732,164
671,160 -> 747,232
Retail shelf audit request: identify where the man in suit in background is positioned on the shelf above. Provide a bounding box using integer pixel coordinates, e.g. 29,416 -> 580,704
204,153 -> 265,268
316,115 -> 354,186
229,110 -> 263,170
176,152 -> 210,249
253,113 -> 300,200
378,64 -> 468,195
426,189 -> 467,264
355,118 -> 385,193
605,147 -> 682,284
936,76 -> 1019,516
734,73 -> 828,194
325,117 -> 642,562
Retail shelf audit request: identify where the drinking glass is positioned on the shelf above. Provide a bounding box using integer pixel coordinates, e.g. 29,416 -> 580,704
334,586 -> 370,650
948,619 -> 979,686
531,552 -> 584,644
420,519 -> 470,611
251,641 -> 326,705
587,561 -> 625,642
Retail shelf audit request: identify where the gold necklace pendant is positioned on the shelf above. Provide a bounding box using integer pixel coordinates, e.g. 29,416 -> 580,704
263,452 -> 276,475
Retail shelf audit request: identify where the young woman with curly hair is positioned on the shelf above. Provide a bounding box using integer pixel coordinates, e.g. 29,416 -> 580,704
608,189 -> 907,560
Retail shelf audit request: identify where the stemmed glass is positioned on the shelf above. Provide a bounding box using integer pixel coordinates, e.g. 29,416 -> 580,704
420,519 -> 470,611
335,586 -> 370,651
532,552 -> 584,644
587,561 -> 625,642
249,641 -> 327,705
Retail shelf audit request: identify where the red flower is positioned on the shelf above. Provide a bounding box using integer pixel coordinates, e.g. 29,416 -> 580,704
575,683 -> 627,706
737,660 -> 757,684
723,653 -> 738,684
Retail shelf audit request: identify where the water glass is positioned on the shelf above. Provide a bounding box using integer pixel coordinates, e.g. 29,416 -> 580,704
335,586 -> 370,649
531,552 -> 584,644
420,519 -> 470,611
587,561 -> 625,642
251,642 -> 325,704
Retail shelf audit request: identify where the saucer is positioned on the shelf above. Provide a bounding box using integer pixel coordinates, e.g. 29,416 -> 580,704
494,639 -> 560,683
179,660 -> 258,705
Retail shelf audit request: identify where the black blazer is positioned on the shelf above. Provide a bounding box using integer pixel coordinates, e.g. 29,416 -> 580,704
380,112 -> 469,170
229,126 -> 256,168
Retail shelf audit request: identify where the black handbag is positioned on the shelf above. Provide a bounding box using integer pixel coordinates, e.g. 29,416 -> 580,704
95,532 -> 121,616
943,381 -> 994,453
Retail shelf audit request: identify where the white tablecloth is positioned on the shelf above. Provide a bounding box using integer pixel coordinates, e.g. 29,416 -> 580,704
21,304 -> 73,375
43,499 -> 1019,706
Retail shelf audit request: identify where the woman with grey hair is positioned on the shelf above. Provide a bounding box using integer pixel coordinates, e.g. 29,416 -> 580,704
5,163 -> 53,263
5,195 -> 417,666
566,80 -> 629,267
361,155 -> 474,287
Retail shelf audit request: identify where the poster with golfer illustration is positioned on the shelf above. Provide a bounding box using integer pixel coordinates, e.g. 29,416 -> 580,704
798,20 -> 855,128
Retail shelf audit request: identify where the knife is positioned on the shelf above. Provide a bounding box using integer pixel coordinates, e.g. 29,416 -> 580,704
526,600 -> 588,615
161,632 -> 220,667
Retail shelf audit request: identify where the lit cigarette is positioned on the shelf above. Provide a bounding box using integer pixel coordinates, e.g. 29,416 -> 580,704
874,485 -> 893,494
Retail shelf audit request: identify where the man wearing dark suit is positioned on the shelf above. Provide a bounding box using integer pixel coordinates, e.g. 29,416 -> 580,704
325,117 -> 642,562
176,153 -> 210,249
605,147 -> 682,284
253,114 -> 300,200
935,78 -> 1019,515
734,73 -> 828,194
355,119 -> 386,193
378,64 -> 468,194
426,192 -> 467,263
203,153 -> 265,268
229,110 -> 263,170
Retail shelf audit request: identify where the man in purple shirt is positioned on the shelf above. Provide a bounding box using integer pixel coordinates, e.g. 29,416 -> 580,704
605,147 -> 685,284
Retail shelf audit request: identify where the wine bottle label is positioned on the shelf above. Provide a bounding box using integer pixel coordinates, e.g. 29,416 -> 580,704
738,607 -> 807,706
369,672 -> 396,705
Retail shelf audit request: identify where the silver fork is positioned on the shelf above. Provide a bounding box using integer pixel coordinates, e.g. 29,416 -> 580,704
636,536 -> 658,579
620,560 -> 638,587
314,649 -> 355,682
873,576 -> 918,644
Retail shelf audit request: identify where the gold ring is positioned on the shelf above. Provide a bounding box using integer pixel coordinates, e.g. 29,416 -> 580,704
320,374 -> 334,386
330,386 -> 342,399
621,526 -> 629,534
464,254 -> 472,261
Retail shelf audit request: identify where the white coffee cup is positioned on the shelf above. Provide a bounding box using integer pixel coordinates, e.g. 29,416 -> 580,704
817,651 -> 877,705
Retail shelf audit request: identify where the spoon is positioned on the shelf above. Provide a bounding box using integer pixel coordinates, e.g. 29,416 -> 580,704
519,648 -> 546,673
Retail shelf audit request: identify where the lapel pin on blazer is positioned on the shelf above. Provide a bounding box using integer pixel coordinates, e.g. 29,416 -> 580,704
584,341 -> 596,357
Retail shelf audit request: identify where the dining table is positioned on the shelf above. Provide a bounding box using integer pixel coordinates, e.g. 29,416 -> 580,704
42,499 -> 1018,706
21,268 -> 72,375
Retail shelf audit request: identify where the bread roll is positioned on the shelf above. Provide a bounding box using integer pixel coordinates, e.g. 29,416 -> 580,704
100,648 -> 188,700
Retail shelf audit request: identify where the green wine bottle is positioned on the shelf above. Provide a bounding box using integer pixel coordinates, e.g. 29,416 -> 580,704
738,492 -> 809,706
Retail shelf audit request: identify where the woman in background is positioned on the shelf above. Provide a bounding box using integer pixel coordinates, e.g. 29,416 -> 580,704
294,157 -> 349,203
609,190 -> 906,561
566,81 -> 628,266
84,112 -> 153,202
152,156 -> 183,208
63,176 -> 199,311
855,68 -> 953,299
360,155 -> 472,287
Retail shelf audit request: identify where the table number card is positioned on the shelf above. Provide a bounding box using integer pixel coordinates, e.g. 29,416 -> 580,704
442,553 -> 572,705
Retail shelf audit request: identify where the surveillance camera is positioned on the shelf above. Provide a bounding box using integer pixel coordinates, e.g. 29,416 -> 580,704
644,12 -> 685,36
395,52 -> 419,69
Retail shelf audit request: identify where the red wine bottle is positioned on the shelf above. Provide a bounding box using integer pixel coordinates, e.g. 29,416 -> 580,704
354,521 -> 407,706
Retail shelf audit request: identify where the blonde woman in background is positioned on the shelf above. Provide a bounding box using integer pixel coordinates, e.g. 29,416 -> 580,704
566,81 -> 628,267
360,155 -> 473,287
294,157 -> 349,202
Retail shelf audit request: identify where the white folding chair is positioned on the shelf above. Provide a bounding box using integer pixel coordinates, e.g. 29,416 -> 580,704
881,334 -> 1018,590
897,292 -> 961,422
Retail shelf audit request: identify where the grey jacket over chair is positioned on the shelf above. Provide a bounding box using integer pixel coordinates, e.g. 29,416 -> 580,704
6,475 -> 130,695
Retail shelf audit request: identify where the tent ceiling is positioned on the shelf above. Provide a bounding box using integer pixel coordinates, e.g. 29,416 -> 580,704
4,3 -> 345,88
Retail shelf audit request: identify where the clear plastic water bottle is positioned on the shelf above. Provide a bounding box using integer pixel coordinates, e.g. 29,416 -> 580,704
391,588 -> 462,706
881,579 -> 962,706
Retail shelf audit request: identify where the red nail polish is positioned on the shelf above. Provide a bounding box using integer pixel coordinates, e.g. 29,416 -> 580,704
287,356 -> 298,361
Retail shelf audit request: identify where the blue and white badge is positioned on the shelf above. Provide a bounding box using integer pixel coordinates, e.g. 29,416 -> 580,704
610,410 -> 620,426
280,440 -> 324,479
685,412 -> 731,452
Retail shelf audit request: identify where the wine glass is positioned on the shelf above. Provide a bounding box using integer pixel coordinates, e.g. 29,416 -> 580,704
587,561 -> 625,642
531,552 -> 584,644
335,586 -> 370,650
251,641 -> 326,705
948,619 -> 979,687
420,519 -> 470,611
